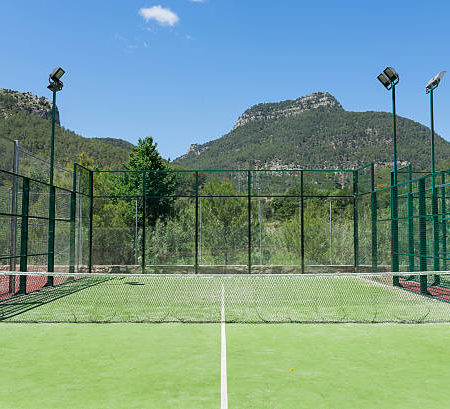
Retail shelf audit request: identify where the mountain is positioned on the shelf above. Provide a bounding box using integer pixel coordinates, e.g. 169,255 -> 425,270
0,88 -> 133,170
174,92 -> 450,171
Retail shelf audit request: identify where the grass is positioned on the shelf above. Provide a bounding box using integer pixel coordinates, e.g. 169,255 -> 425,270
0,323 -> 449,409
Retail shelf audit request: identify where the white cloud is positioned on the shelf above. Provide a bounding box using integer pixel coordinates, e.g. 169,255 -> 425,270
139,6 -> 179,27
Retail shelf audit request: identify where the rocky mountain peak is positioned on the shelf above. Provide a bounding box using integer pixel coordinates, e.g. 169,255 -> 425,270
233,92 -> 343,130
0,88 -> 60,124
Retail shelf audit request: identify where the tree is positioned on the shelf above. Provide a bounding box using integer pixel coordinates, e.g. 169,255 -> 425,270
115,136 -> 177,226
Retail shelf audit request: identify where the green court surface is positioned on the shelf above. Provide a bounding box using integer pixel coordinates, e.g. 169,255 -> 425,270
1,323 -> 449,409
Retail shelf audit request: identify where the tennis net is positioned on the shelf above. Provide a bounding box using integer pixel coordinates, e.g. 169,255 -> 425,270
0,271 -> 449,323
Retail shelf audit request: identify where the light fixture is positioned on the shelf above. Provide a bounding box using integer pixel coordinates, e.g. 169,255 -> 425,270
426,71 -> 446,93
377,73 -> 392,90
49,67 -> 65,82
383,67 -> 399,84
47,81 -> 64,92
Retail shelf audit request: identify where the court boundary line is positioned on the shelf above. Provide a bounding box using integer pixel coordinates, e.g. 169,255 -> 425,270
221,284 -> 228,409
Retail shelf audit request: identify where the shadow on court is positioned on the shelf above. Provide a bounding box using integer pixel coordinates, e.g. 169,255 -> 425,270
0,277 -> 111,321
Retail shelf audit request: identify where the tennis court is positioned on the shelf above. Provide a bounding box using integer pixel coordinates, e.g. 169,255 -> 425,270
1,272 -> 450,408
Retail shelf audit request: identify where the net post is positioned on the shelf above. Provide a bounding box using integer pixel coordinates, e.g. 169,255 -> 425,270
442,172 -> 447,272
69,163 -> 77,274
19,177 -> 30,294
195,171 -> 199,274
247,170 -> 252,274
141,172 -> 146,273
418,178 -> 428,294
300,170 -> 305,274
391,172 -> 400,286
370,164 -> 377,273
88,170 -> 93,274
407,165 -> 415,273
353,170 -> 359,273
46,185 -> 56,286
431,172 -> 440,285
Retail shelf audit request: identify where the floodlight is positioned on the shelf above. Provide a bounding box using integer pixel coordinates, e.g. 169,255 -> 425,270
426,71 -> 446,93
49,67 -> 65,82
377,73 -> 392,90
47,81 -> 64,92
383,67 -> 399,84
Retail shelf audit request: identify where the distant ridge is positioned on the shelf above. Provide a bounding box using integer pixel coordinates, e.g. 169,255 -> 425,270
0,88 -> 134,170
174,92 -> 450,171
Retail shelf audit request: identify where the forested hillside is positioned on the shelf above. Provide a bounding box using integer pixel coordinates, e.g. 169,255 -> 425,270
174,93 -> 450,171
0,88 -> 133,171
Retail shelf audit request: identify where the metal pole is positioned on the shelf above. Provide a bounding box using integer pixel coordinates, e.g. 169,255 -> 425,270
141,172 -> 146,273
329,200 -> 333,265
392,84 -> 398,185
19,178 -> 30,294
247,171 -> 252,273
49,85 -> 57,187
88,170 -> 93,273
77,171 -> 82,270
418,179 -> 429,294
353,171 -> 359,273
135,199 -> 138,265
430,89 -> 440,283
195,171 -> 199,273
9,140 -> 19,274
300,170 -> 305,273
47,185 -> 55,286
258,175 -> 262,265
441,172 -> 447,272
430,89 -> 435,175
199,198 -> 203,264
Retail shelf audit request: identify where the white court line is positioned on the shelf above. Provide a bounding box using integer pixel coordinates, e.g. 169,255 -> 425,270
221,284 -> 228,409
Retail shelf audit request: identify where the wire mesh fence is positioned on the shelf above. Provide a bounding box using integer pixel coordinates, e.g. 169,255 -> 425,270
0,271 -> 449,323
91,168 -> 359,274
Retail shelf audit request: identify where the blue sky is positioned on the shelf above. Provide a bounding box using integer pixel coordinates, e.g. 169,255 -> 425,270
1,0 -> 449,160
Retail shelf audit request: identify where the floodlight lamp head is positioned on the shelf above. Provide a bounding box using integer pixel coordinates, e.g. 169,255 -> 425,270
383,67 -> 399,85
49,67 -> 65,82
426,71 -> 446,94
47,80 -> 64,92
377,73 -> 392,90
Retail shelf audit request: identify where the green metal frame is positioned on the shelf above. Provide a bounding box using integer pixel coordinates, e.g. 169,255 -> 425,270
19,177 -> 30,294
418,179 -> 428,294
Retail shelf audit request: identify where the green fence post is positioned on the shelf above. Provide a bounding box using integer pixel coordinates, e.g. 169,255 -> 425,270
432,175 -> 440,284
88,170 -> 93,274
19,177 -> 30,294
391,172 -> 400,286
195,171 -> 199,274
370,164 -> 377,273
141,172 -> 146,273
353,170 -> 359,272
69,191 -> 76,274
69,164 -> 77,274
442,172 -> 447,272
247,170 -> 252,274
407,165 -> 415,273
300,170 -> 305,274
418,178 -> 428,294
47,185 -> 55,286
